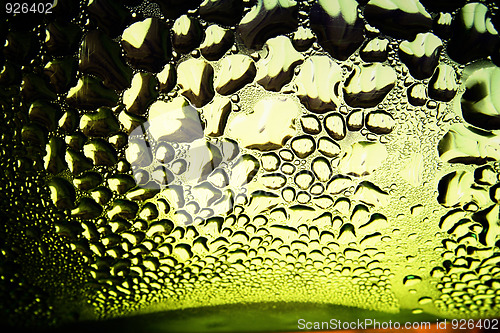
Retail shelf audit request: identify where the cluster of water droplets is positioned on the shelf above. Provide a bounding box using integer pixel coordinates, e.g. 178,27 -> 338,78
1,0 -> 500,328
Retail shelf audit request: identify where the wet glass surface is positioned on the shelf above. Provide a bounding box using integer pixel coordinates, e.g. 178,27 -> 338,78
1,0 -> 500,332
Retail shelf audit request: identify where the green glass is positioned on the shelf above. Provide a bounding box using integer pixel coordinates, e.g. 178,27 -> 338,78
0,0 -> 499,332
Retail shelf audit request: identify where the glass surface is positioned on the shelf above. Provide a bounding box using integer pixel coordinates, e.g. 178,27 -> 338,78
0,0 -> 499,332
